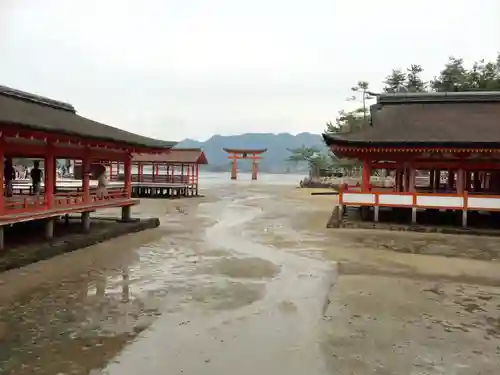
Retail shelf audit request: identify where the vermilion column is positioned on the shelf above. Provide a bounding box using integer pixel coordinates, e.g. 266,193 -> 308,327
82,152 -> 90,203
231,156 -> 237,180
409,166 -> 416,192
251,160 -> 258,180
456,169 -> 465,193
361,160 -> 371,192
196,164 -> 199,195
0,142 -> 4,215
124,153 -> 132,198
45,146 -> 55,208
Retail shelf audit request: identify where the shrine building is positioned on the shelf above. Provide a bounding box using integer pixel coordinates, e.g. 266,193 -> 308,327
323,91 -> 500,228
0,85 -> 175,249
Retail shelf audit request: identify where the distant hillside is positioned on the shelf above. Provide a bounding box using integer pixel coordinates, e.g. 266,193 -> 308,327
175,132 -> 327,173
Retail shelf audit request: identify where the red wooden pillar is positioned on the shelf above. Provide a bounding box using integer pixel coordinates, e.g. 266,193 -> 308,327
361,160 -> 371,192
45,145 -> 55,208
82,151 -> 90,203
186,164 -> 190,184
231,155 -> 237,180
0,141 -> 4,215
456,169 -> 465,194
138,162 -> 143,182
251,159 -> 258,180
52,156 -> 57,194
195,164 -> 199,195
124,153 -> 132,198
181,164 -> 185,183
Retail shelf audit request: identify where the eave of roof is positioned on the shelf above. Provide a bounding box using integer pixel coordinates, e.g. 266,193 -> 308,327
222,148 -> 268,154
322,133 -> 500,149
132,148 -> 208,164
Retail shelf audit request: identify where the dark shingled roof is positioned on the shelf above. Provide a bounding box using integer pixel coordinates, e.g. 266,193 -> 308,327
0,85 -> 177,149
133,148 -> 208,164
323,91 -> 500,148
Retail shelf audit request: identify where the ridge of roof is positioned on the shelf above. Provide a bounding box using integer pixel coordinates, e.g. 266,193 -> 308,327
0,85 -> 75,112
378,91 -> 500,104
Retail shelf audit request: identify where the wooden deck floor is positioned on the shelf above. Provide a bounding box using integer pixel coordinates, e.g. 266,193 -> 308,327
0,195 -> 138,225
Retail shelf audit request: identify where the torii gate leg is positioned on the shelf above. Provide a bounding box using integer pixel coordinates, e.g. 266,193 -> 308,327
251,160 -> 258,180
231,158 -> 237,180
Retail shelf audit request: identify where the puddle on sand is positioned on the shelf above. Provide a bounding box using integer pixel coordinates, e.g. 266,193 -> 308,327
100,189 -> 336,375
197,256 -> 281,279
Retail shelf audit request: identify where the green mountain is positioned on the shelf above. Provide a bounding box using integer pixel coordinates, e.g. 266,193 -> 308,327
175,132 -> 327,173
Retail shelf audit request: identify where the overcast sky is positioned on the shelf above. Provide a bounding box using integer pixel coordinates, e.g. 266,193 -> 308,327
0,0 -> 499,142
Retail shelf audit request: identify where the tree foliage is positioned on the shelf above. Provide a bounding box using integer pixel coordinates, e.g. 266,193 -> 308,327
431,54 -> 500,91
286,145 -> 333,178
326,52 -> 500,137
322,53 -> 500,174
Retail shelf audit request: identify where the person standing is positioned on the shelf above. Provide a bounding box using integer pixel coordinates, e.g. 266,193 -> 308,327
96,166 -> 108,199
30,161 -> 43,199
4,158 -> 14,197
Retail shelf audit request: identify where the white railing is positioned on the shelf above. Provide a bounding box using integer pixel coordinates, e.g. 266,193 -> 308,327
340,190 -> 500,211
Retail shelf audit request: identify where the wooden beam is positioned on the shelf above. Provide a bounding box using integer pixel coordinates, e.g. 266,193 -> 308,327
372,161 -> 500,170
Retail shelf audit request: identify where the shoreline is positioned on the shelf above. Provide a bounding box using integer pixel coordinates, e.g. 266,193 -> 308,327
0,217 -> 160,273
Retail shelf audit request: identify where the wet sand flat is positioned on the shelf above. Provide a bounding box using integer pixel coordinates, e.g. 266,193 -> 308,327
0,184 -> 500,374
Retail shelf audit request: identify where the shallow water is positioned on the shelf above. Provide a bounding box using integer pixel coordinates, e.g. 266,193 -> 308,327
0,183 -> 335,375
101,186 -> 335,375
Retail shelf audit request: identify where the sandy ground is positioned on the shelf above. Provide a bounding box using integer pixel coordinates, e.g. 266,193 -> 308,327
286,189 -> 500,374
0,185 -> 499,374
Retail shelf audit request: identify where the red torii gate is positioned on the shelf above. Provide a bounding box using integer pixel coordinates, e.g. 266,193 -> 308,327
223,148 -> 267,180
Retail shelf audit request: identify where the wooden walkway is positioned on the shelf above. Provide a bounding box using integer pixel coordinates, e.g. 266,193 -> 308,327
11,179 -> 196,198
0,196 -> 138,225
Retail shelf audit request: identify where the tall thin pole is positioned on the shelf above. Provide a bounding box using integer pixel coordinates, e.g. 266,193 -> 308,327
362,88 -> 367,123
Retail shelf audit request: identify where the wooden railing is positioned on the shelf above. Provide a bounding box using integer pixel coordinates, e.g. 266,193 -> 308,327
111,173 -> 197,184
90,188 -> 128,203
3,187 -> 130,215
55,192 -> 86,208
4,196 -> 46,214
339,189 -> 500,212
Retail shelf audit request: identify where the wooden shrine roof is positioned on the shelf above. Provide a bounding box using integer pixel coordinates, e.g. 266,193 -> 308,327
223,148 -> 267,154
0,85 -> 177,150
323,91 -> 500,149
133,148 -> 208,164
